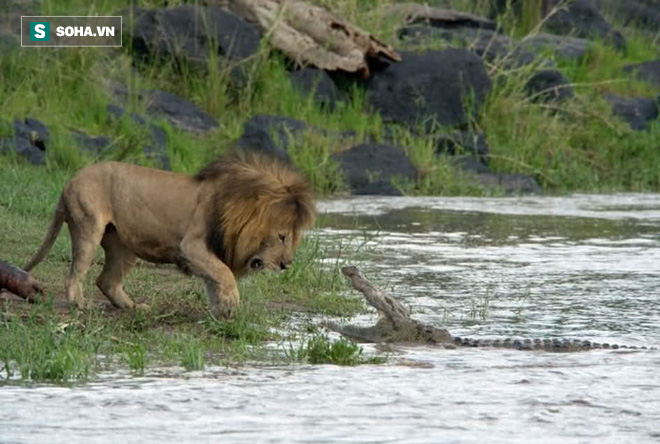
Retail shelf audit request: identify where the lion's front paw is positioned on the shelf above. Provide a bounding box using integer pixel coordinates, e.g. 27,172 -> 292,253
212,286 -> 240,320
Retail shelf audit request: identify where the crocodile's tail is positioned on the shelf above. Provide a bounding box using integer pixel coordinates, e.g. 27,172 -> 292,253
452,336 -> 656,352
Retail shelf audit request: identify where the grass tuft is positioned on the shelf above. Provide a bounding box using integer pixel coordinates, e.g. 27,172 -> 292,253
285,333 -> 383,366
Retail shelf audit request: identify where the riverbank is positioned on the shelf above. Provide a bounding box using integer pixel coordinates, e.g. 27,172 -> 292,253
0,160 -> 374,381
1,0 -> 659,196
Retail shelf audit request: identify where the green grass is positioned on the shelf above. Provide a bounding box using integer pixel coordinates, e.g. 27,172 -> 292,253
0,160 -> 368,382
400,1 -> 660,192
476,29 -> 660,191
1,305 -> 96,381
0,228 -> 367,382
3,0 -> 656,194
284,333 -> 385,366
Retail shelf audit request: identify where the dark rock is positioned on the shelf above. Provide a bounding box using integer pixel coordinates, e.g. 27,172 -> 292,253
433,132 -> 540,190
106,103 -> 171,170
435,131 -> 492,174
392,3 -> 497,30
368,49 -> 492,128
0,33 -> 18,53
72,130 -> 170,169
455,156 -> 491,174
147,124 -> 168,151
605,95 -> 659,131
592,0 -> 660,32
435,130 -> 489,163
147,90 -> 218,134
623,61 -> 660,88
18,118 -> 50,148
488,0 -> 526,17
524,69 -> 573,102
544,0 -> 625,51
398,26 -> 544,68
522,33 -> 590,60
476,172 -> 542,194
489,0 -> 624,50
109,84 -> 218,134
72,133 -> 112,155
235,114 -> 356,163
235,115 -> 306,162
0,118 -> 50,165
0,0 -> 38,36
106,102 -> 147,125
290,68 -> 345,109
128,5 -> 261,65
332,144 -> 416,196
143,127 -> 170,171
399,25 -> 590,64
353,181 -> 403,196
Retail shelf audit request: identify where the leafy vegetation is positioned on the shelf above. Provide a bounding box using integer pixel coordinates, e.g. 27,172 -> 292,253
2,0 -> 657,195
285,333 -> 384,366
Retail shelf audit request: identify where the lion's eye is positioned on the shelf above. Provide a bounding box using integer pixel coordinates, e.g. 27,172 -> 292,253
279,234 -> 286,243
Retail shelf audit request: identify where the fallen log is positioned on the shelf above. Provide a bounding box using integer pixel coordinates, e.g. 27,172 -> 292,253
324,266 -> 452,344
0,260 -> 43,302
210,0 -> 401,77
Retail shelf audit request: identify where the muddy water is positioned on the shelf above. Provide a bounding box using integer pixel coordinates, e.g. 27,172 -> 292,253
2,194 -> 660,443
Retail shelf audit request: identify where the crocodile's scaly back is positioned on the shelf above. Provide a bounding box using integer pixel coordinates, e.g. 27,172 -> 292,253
452,337 -> 656,352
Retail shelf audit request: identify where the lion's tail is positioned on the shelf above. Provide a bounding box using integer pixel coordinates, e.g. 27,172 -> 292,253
24,199 -> 66,272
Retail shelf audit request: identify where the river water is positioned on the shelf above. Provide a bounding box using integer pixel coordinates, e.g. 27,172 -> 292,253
2,194 -> 660,443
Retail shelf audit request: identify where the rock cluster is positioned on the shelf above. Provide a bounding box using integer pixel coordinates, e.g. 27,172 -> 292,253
2,1 -> 658,195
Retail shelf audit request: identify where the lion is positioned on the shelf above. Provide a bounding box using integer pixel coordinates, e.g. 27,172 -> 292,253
23,154 -> 315,319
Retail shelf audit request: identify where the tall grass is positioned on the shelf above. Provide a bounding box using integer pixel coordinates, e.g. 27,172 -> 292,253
3,0 -> 657,194
390,0 -> 660,191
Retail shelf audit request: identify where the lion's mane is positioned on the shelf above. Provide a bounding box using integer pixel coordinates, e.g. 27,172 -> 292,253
195,154 -> 315,274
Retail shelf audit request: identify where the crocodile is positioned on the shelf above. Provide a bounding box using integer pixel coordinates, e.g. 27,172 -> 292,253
326,267 -> 656,352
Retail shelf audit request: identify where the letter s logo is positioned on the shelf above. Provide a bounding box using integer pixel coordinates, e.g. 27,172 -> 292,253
30,22 -> 50,42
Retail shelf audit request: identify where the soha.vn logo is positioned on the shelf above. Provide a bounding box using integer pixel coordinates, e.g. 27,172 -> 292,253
55,26 -> 116,37
29,22 -> 116,41
30,22 -> 50,41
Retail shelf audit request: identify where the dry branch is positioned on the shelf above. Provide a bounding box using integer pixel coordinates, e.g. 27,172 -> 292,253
0,260 -> 43,302
324,266 -> 451,344
212,0 -> 401,77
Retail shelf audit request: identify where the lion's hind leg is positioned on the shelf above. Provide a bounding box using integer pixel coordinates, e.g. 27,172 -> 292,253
97,228 -> 139,309
66,219 -> 106,309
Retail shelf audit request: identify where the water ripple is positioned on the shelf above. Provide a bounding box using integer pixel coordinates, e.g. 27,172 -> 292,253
2,195 -> 660,443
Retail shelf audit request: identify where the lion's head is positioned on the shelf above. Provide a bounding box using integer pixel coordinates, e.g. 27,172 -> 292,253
195,153 -> 315,277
